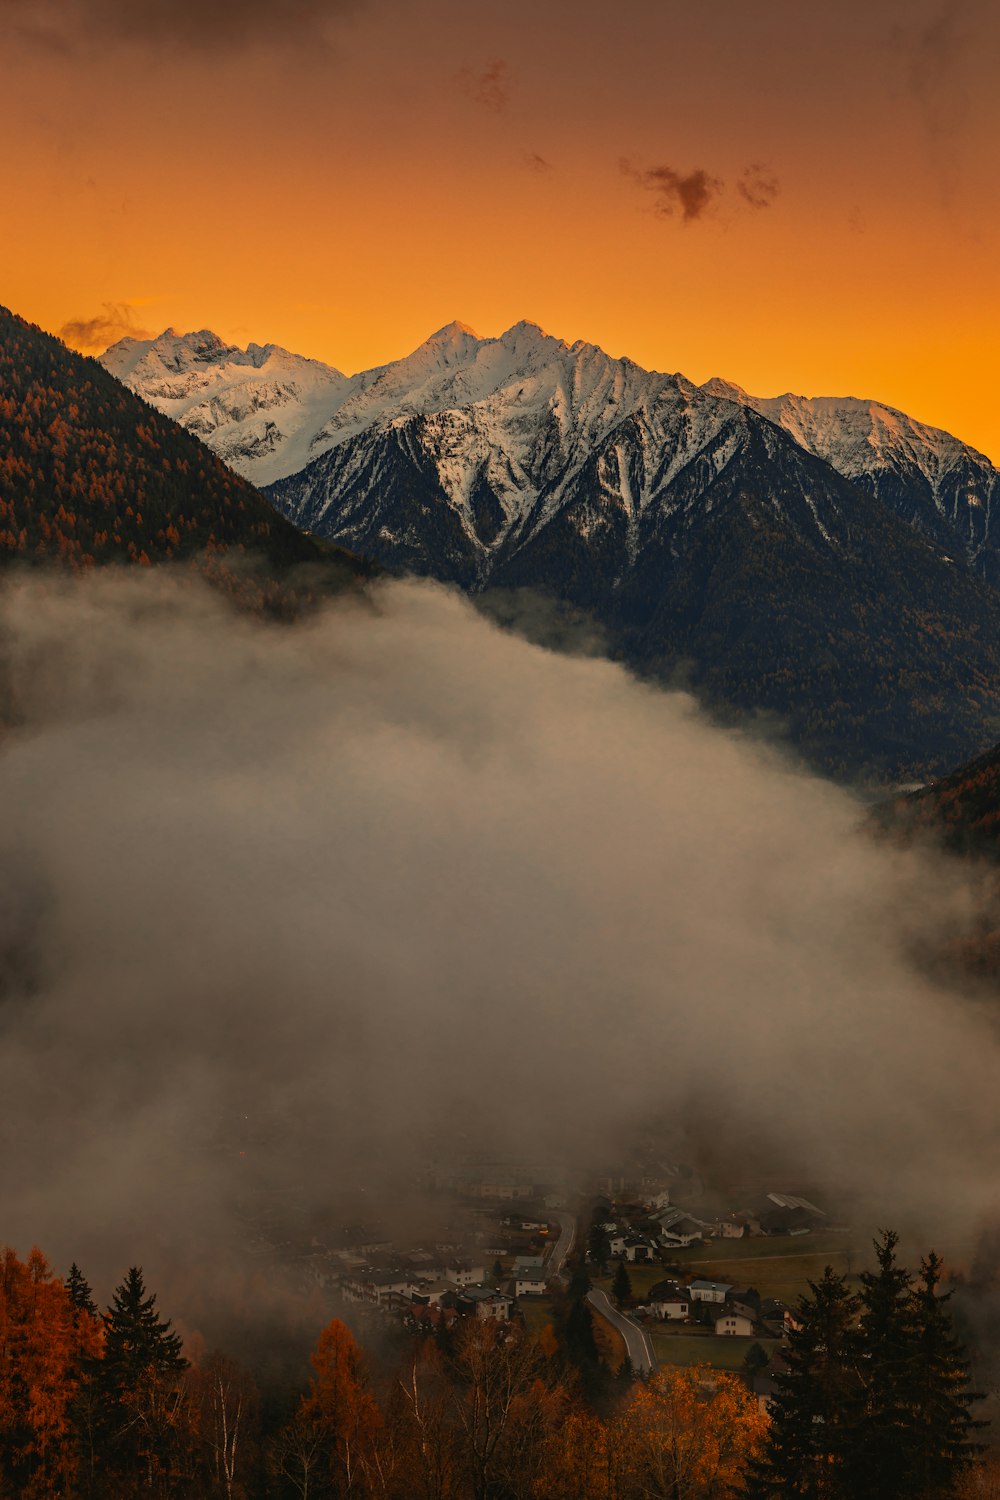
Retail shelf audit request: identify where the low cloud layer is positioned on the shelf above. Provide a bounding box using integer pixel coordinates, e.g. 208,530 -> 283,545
0,569 -> 997,1315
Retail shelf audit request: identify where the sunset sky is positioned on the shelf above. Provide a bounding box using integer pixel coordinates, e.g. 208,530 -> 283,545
2,0 -> 998,459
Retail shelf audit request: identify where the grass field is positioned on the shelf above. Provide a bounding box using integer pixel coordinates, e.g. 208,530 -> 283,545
518,1297 -> 554,1336
651,1329 -> 782,1371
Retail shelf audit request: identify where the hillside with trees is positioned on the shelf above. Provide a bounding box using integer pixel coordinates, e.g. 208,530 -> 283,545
0,307 -> 370,609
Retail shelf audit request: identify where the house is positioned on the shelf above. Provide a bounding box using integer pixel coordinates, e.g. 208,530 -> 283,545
759,1206 -> 815,1237
759,1298 -> 802,1338
340,1269 -> 418,1307
647,1281 -> 690,1320
653,1207 -> 707,1248
714,1213 -> 745,1239
621,1236 -> 656,1263
645,1190 -> 672,1211
454,1287 -> 513,1322
715,1312 -> 755,1337
446,1260 -> 485,1286
510,1272 -> 547,1297
689,1280 -> 733,1304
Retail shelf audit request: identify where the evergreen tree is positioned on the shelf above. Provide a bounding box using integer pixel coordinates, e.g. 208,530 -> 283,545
848,1229 -> 920,1500
565,1297 -> 600,1370
66,1261 -> 97,1318
100,1267 -> 186,1386
748,1265 -> 861,1499
588,1222 -> 611,1274
567,1261 -> 591,1301
611,1260 -> 632,1307
94,1267 -> 189,1496
907,1251 -> 984,1499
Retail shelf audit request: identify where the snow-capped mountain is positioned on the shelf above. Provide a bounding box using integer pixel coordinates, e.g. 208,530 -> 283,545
702,380 -> 1000,584
101,328 -> 350,486
99,320 -> 1000,780
102,320 -> 1000,582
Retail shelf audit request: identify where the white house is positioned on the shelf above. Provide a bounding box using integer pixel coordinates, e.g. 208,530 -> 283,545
715,1312 -> 755,1337
647,1282 -> 690,1321
446,1260 -> 485,1286
511,1272 -> 547,1297
689,1280 -> 733,1304
714,1214 -> 746,1239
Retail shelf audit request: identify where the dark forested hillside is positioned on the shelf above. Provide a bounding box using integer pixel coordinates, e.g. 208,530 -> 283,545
882,742 -> 1000,862
0,306 -> 367,602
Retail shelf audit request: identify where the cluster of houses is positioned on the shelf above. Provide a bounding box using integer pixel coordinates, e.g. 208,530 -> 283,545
599,1190 -> 832,1261
337,1248 -> 557,1328
639,1278 -> 802,1341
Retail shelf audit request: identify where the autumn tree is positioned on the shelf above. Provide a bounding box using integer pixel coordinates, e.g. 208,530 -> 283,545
617,1364 -> 768,1500
0,1246 -> 83,1499
449,1318 -> 549,1500
274,1317 -> 381,1499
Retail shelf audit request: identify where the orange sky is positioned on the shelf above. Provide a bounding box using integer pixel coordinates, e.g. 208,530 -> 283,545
2,0 -> 998,459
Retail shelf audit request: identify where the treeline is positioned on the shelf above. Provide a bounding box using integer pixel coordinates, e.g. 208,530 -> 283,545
0,1234 -> 987,1499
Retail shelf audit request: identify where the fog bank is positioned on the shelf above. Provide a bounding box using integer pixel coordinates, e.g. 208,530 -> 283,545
0,568 -> 996,1310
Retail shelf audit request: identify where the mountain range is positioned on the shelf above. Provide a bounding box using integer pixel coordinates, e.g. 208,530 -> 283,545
101,320 -> 1000,782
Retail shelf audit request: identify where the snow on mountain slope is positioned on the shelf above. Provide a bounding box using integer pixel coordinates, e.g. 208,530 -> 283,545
101,318 -> 1000,582
101,328 -> 350,487
701,379 -> 1000,580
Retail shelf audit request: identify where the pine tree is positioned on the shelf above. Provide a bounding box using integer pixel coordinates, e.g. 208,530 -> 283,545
588,1222 -> 611,1274
906,1251 -> 984,1499
748,1265 -> 861,1499
94,1267 -> 189,1495
849,1229 -> 920,1500
66,1262 -> 97,1318
611,1260 -> 631,1307
100,1266 -> 186,1386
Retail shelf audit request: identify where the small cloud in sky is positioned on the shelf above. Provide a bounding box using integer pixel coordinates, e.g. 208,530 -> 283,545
737,163 -> 780,209
60,301 -> 152,352
524,151 -> 553,172
458,58 -> 510,112
620,158 -> 723,222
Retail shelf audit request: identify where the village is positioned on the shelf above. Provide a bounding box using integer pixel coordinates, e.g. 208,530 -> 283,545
247,1151 -> 851,1404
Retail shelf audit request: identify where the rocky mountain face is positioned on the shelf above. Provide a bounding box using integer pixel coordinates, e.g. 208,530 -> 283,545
101,319 -> 1000,781
702,380 -> 1000,586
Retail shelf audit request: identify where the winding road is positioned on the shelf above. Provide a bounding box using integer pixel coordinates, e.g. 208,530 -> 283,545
547,1211 -> 577,1279
586,1288 -> 658,1374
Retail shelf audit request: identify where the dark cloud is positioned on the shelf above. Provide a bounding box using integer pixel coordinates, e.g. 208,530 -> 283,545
1,0 -> 360,54
458,58 -> 510,112
59,301 -> 152,352
524,151 -> 553,172
737,163 -> 780,209
620,158 -> 723,222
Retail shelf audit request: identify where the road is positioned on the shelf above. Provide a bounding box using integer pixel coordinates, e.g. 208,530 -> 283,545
586,1288 -> 657,1374
547,1211 -> 577,1279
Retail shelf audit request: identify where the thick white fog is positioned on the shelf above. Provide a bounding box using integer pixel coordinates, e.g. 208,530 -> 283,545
0,568 -> 997,1308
